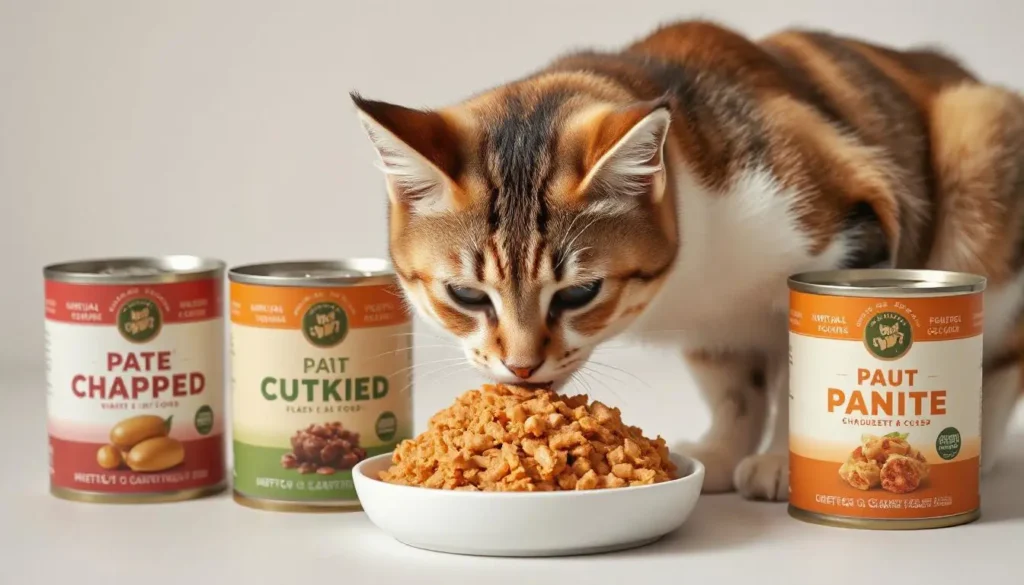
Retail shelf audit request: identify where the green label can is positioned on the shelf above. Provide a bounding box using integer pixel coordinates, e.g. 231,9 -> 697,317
228,260 -> 414,511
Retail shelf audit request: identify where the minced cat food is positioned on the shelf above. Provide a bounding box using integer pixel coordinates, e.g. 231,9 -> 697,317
379,383 -> 677,491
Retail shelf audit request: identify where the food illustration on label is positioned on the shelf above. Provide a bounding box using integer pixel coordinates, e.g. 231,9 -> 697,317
838,432 -> 929,492
281,422 -> 367,475
110,414 -> 168,450
93,415 -> 185,473
125,436 -> 186,472
96,445 -> 123,470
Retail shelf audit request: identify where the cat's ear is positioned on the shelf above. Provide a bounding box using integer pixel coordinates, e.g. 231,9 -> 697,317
351,93 -> 464,215
577,99 -> 672,204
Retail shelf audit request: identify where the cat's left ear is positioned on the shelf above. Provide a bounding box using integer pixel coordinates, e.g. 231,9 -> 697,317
576,99 -> 672,204
351,93 -> 465,215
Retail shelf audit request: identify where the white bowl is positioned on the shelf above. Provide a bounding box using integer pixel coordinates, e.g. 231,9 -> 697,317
352,451 -> 704,557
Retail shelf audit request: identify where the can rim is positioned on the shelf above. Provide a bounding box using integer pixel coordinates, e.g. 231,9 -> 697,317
43,255 -> 225,284
228,258 -> 397,287
788,269 -> 986,297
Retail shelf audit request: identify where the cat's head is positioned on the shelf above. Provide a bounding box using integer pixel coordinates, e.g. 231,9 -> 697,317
352,78 -> 679,388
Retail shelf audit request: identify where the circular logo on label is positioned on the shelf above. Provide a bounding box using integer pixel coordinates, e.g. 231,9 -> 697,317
864,311 -> 913,360
117,297 -> 162,343
936,427 -> 962,460
302,302 -> 348,348
376,411 -> 398,442
194,405 -> 214,436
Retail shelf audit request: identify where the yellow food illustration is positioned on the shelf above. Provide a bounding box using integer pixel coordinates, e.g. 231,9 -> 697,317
838,458 -> 880,491
125,437 -> 186,472
109,414 -> 168,450
96,444 -> 123,470
97,414 -> 183,473
838,432 -> 929,493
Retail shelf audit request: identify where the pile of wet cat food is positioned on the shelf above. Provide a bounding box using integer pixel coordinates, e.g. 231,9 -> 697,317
379,383 -> 677,491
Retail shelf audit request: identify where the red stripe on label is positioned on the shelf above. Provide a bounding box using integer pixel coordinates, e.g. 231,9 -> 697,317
49,435 -> 225,493
45,279 -> 222,325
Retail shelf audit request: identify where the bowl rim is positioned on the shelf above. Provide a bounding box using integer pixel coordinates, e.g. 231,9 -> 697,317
352,451 -> 704,498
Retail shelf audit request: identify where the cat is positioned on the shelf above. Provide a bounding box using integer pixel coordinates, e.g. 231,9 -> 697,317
350,20 -> 1024,501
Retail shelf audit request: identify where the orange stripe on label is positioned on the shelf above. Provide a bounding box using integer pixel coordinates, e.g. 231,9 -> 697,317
230,282 -> 411,329
789,291 -> 982,342
789,453 -> 978,519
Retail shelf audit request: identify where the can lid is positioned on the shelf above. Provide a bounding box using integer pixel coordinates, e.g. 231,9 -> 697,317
228,259 -> 397,287
788,269 -> 987,298
43,255 -> 225,284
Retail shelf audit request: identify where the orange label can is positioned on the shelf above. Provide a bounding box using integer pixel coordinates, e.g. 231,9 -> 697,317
787,269 -> 985,529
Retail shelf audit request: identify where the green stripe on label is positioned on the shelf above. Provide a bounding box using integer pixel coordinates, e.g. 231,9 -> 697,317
232,442 -> 393,501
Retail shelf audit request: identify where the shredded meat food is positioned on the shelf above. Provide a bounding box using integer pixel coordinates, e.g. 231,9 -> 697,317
379,384 -> 677,491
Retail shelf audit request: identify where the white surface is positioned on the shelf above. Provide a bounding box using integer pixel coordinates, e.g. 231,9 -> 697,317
4,1 -> 1024,580
352,452 -> 704,557
3,341 -> 1023,583
4,0 -> 1024,371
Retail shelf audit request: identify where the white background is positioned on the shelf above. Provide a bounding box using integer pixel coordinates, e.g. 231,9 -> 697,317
5,0 -> 1024,373
3,2 -> 1024,581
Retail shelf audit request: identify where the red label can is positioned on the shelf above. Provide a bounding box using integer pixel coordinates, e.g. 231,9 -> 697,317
44,256 -> 227,503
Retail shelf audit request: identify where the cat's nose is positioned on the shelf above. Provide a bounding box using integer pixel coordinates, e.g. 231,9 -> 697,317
502,360 -> 544,380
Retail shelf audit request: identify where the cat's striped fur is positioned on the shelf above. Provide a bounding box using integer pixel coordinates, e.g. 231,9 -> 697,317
352,20 -> 1024,500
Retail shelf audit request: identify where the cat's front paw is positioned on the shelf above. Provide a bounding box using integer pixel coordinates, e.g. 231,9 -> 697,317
734,453 -> 788,502
676,442 -> 736,493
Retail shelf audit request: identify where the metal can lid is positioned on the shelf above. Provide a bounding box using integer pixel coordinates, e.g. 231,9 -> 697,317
788,268 -> 987,298
43,255 -> 225,284
228,258 -> 397,287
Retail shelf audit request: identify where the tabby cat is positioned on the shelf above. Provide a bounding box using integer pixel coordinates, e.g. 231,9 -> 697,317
351,20 -> 1024,501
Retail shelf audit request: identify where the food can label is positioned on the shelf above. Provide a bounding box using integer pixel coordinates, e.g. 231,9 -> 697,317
230,282 -> 414,503
788,291 -> 982,519
45,279 -> 225,494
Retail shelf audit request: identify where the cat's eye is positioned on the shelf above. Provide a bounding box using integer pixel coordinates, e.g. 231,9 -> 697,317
446,284 -> 491,308
552,280 -> 603,311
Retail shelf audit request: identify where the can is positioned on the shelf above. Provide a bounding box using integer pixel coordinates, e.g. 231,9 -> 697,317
44,255 -> 227,503
787,269 -> 986,529
228,259 -> 415,512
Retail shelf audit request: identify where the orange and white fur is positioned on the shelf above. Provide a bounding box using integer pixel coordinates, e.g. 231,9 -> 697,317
352,21 -> 1024,501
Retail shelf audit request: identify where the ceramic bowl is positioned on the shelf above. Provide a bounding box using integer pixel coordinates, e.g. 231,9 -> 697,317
352,451 -> 704,557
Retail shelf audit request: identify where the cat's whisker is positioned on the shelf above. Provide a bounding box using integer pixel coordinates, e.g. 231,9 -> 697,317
388,331 -> 453,343
586,359 -> 654,391
579,366 -> 629,406
572,246 -> 593,259
570,368 -> 594,395
428,363 -> 475,386
569,370 -> 594,396
365,344 -> 464,363
558,215 -> 603,269
397,360 -> 472,396
592,329 -> 693,352
387,356 -> 466,379
558,212 -> 584,250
